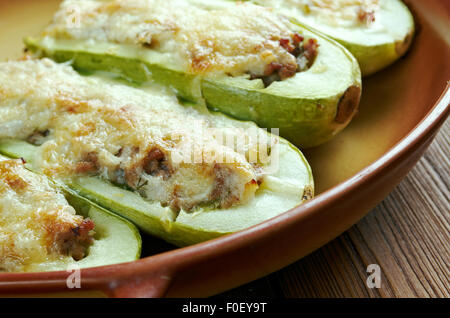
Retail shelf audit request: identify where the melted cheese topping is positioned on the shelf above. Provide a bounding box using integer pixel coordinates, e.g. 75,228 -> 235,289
0,59 -> 267,211
42,0 -> 302,77
0,159 -> 89,272
257,0 -> 379,27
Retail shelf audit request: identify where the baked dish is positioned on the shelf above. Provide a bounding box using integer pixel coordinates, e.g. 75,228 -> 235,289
0,0 -> 416,272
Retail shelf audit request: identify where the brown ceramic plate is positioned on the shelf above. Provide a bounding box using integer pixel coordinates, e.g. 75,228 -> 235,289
0,0 -> 449,298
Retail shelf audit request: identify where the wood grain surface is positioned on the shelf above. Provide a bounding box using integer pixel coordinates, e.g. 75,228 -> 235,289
220,119 -> 449,298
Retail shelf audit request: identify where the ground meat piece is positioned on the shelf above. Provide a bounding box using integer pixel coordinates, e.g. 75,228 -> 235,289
253,33 -> 319,87
55,218 -> 95,261
292,33 -> 305,46
278,63 -> 298,80
279,38 -> 295,53
209,165 -> 254,209
119,147 -> 173,191
142,148 -> 172,180
75,152 -> 99,174
300,38 -> 319,70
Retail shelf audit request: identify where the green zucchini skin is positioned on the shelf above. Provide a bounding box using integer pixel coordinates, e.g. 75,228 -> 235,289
0,154 -> 141,272
0,132 -> 313,247
24,20 -> 361,148
245,0 -> 415,76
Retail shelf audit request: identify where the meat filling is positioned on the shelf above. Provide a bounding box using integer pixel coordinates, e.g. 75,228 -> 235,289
251,34 -> 319,87
55,218 -> 95,261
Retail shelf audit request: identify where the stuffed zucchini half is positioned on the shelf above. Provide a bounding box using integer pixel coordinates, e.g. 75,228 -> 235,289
250,0 -> 415,76
0,155 -> 141,272
24,0 -> 361,148
0,59 -> 313,247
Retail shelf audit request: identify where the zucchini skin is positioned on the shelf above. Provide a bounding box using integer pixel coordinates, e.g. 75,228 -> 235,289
334,31 -> 414,76
24,24 -> 361,148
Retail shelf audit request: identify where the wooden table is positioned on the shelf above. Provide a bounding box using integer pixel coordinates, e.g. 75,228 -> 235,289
221,120 -> 449,298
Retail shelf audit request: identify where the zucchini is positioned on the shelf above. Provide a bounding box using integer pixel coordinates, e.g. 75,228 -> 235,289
0,155 -> 141,272
0,135 -> 313,247
24,0 -> 361,148
247,0 -> 415,76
